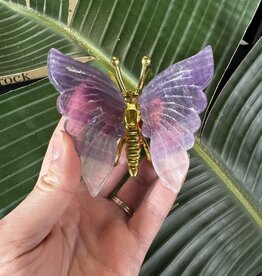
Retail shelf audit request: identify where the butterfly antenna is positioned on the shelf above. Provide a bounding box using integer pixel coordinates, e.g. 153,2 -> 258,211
137,56 -> 151,93
111,57 -> 128,95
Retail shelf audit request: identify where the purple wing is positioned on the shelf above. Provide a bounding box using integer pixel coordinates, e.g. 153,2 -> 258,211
48,48 -> 125,196
140,46 -> 214,192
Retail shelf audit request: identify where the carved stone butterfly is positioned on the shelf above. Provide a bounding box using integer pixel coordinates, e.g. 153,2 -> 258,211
48,46 -> 214,196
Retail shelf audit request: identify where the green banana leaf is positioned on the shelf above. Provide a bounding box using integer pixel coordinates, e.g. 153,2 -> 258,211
140,38 -> 262,276
0,0 -> 261,275
0,0 -> 259,98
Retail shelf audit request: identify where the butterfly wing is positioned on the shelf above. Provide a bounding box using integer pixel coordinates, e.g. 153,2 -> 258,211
139,46 -> 214,192
48,49 -> 125,196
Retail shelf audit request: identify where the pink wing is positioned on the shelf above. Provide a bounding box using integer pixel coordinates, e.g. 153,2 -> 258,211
48,49 -> 125,196
140,46 -> 214,192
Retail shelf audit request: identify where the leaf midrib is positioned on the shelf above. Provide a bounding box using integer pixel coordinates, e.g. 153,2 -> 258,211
1,0 -> 261,230
194,140 -> 262,229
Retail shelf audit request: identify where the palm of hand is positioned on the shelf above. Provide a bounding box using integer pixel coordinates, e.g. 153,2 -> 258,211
1,189 -> 144,276
59,190 -> 144,276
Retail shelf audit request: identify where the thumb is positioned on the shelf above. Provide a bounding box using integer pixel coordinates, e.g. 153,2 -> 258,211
0,130 -> 81,252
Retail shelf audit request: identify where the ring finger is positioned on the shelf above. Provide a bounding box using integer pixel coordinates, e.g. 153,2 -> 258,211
115,158 -> 159,212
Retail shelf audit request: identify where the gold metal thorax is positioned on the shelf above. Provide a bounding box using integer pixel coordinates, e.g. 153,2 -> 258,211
111,56 -> 151,177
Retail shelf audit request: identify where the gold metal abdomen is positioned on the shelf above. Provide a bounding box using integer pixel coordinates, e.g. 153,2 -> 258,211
124,102 -> 141,176
126,127 -> 141,176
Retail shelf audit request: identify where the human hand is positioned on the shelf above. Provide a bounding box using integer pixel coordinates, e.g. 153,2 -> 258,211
0,118 -> 188,276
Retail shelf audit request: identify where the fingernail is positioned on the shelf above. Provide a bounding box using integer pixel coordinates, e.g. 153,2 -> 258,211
52,131 -> 63,160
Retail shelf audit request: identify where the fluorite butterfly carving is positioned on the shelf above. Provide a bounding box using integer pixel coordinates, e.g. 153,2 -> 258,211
48,46 -> 214,196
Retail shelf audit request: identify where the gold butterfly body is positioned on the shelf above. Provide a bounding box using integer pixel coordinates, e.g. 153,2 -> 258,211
111,57 -> 152,176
